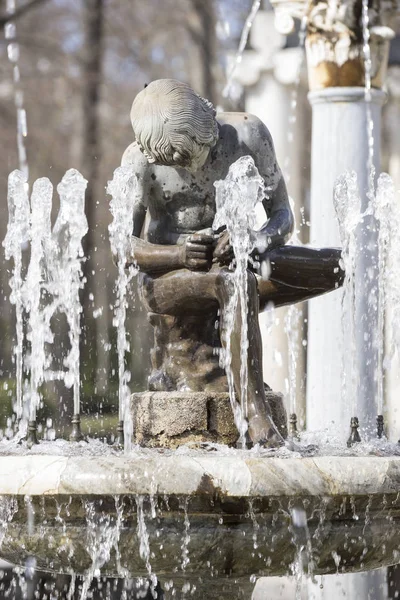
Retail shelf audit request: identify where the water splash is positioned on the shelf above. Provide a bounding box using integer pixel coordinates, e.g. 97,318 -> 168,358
53,169 -> 88,417
108,166 -> 139,452
379,178 -> 400,371
371,174 -> 394,415
248,499 -> 260,553
214,155 -> 264,444
290,503 -> 315,596
80,499 -> 124,600
24,178 -> 53,424
4,170 -> 87,437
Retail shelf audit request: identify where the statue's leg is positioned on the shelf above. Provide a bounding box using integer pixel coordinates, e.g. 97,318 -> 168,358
141,269 -> 284,447
258,246 -> 344,310
215,269 -> 284,447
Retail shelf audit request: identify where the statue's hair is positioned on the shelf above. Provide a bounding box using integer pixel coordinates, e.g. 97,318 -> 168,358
130,79 -> 218,167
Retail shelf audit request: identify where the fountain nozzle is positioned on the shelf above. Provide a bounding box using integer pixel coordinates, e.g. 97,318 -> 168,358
377,414 -> 385,439
70,414 -> 84,442
115,420 -> 124,447
289,413 -> 300,441
26,420 -> 39,448
347,416 -> 361,447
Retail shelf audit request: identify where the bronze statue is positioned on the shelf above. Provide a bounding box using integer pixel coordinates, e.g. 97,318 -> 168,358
122,79 -> 343,447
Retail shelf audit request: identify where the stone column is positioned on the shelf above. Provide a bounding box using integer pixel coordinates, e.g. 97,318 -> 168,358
269,0 -> 397,597
303,0 -> 394,439
385,66 -> 400,441
307,87 -> 385,438
270,0 -> 398,444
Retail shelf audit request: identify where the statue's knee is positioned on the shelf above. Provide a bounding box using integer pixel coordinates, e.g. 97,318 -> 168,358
216,269 -> 258,301
246,270 -> 258,295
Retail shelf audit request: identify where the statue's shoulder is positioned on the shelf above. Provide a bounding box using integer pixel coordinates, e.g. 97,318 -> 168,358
121,142 -> 150,172
216,112 -> 273,147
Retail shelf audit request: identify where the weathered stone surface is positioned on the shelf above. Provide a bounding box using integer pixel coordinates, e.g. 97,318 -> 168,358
1,483 -> 400,580
130,391 -> 238,447
1,454 -> 400,580
1,454 -> 400,498
130,390 -> 287,448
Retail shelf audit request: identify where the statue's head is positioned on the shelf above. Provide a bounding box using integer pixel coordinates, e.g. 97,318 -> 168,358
131,79 -> 219,173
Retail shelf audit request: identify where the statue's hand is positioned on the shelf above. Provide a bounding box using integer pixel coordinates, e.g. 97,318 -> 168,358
213,230 -> 234,266
181,233 -> 214,271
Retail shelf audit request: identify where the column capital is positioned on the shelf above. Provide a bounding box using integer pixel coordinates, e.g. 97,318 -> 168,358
308,86 -> 387,104
270,0 -> 399,90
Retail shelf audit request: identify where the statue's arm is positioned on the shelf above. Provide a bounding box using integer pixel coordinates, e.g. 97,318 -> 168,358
250,119 -> 294,252
130,234 -> 214,275
122,144 -> 213,275
130,235 -> 184,275
257,177 -> 294,252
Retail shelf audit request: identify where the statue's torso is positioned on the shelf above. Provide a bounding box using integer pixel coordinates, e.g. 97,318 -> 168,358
124,112 -> 281,245
146,164 -> 218,242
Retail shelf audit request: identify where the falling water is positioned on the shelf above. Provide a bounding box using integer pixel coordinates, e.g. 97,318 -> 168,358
4,0 -> 29,179
361,0 -> 374,192
108,166 -> 139,451
223,0 -> 261,98
0,496 -> 18,550
180,497 -> 191,571
284,305 -> 302,418
290,504 -> 315,598
4,169 -> 87,439
334,171 -> 362,417
373,174 -> 398,415
214,155 -> 264,444
136,496 -> 158,597
3,170 -> 30,423
80,500 -> 123,600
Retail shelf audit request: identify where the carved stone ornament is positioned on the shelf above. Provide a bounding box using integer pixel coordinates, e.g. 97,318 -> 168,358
270,0 -> 399,90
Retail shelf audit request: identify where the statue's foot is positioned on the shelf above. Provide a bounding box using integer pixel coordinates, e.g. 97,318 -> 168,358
248,414 -> 285,448
257,430 -> 285,449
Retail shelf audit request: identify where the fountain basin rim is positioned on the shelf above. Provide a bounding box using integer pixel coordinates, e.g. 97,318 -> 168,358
0,454 -> 399,498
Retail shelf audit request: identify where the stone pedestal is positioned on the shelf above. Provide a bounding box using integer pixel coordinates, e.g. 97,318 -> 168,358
130,391 -> 287,448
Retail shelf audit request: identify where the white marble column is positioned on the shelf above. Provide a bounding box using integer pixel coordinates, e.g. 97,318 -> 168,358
385,67 -> 400,441
306,87 -> 385,440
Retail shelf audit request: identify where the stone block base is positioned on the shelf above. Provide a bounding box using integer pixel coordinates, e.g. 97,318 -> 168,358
130,391 -> 287,448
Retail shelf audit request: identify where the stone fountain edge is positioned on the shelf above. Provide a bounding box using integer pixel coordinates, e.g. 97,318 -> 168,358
0,454 -> 399,497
